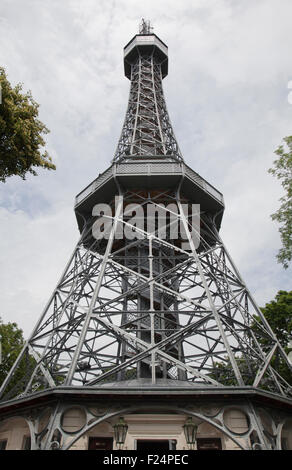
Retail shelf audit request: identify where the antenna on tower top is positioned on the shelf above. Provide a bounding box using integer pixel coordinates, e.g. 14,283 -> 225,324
139,18 -> 153,34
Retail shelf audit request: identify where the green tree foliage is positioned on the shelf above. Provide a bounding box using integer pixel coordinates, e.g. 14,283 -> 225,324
0,318 -> 39,400
257,290 -> 292,347
210,357 -> 256,387
0,317 -> 66,399
269,136 -> 292,269
0,67 -> 55,182
211,291 -> 292,387
252,290 -> 292,385
0,318 -> 26,391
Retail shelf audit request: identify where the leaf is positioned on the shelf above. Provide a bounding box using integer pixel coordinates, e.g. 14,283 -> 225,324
0,67 -> 55,182
269,136 -> 292,269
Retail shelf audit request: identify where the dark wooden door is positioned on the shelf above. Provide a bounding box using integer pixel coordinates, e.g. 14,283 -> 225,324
0,440 -> 7,450
88,437 -> 113,450
197,438 -> 222,450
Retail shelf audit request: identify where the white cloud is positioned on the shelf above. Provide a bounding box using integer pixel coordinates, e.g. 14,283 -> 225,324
0,203 -> 78,337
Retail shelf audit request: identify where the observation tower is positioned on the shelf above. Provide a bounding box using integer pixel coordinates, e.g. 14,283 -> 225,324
0,20 -> 291,451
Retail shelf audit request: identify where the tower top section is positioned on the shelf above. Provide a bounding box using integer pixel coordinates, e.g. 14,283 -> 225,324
124,21 -> 168,79
113,21 -> 180,162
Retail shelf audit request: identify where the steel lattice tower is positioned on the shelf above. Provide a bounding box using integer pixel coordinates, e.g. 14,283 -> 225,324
0,21 -> 291,451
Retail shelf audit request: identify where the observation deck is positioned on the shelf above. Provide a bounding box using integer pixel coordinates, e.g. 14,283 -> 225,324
124,33 -> 168,79
74,159 -> 224,233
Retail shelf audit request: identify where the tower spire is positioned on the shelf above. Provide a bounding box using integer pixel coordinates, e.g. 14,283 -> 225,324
113,26 -> 183,162
139,18 -> 153,35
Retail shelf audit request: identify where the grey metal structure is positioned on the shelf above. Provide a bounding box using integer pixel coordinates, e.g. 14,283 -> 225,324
0,23 -> 291,450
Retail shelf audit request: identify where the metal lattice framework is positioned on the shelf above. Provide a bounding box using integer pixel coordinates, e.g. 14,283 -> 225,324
113,54 -> 183,162
0,26 -> 291,413
1,185 -> 291,401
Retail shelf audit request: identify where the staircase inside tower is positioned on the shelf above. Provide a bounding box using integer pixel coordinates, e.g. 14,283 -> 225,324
90,189 -> 191,383
118,234 -> 185,381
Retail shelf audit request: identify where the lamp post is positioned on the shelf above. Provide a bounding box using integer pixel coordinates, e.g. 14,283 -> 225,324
113,417 -> 128,450
183,417 -> 198,450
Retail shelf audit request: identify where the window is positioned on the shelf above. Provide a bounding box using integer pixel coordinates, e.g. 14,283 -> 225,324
88,437 -> 113,450
22,436 -> 31,450
196,438 -> 222,450
281,438 -> 289,450
0,440 -> 7,450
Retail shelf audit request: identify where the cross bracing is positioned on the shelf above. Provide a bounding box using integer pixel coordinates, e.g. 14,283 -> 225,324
1,187 -> 291,402
114,55 -> 183,163
1,28 -> 291,409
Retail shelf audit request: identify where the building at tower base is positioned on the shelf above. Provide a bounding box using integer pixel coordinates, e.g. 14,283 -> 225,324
1,385 -> 292,450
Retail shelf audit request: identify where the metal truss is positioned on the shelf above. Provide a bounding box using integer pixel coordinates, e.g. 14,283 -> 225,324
1,184 -> 291,402
113,54 -> 183,163
1,28 -> 291,455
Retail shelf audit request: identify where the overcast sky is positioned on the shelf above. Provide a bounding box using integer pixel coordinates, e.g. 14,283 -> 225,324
0,0 -> 291,338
